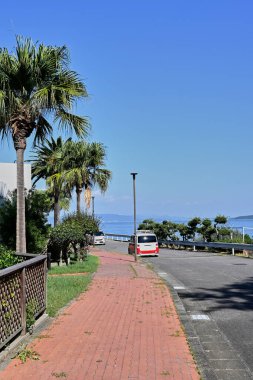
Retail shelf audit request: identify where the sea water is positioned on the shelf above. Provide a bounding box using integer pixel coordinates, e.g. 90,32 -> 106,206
99,216 -> 253,236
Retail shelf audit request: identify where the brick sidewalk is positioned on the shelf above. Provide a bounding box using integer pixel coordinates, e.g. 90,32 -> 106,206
0,249 -> 200,380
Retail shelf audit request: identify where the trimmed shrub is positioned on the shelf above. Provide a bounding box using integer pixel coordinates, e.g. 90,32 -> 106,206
49,212 -> 100,262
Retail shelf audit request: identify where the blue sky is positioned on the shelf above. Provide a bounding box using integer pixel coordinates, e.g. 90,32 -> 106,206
0,1 -> 253,218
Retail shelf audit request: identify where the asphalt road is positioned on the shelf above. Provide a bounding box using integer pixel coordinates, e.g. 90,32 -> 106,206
102,240 -> 253,380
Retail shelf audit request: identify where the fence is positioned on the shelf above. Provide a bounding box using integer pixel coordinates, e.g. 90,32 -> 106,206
104,233 -> 253,255
104,233 -> 131,242
0,254 -> 47,350
159,240 -> 253,255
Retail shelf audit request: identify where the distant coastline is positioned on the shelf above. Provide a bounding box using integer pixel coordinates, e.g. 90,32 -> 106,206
231,215 -> 253,220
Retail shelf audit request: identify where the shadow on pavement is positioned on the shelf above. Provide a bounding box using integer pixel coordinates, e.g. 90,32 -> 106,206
180,276 -> 253,312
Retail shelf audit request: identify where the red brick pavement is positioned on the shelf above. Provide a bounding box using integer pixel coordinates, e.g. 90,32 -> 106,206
0,249 -> 200,380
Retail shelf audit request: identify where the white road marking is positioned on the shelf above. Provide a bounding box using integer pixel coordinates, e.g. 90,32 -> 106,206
191,314 -> 210,320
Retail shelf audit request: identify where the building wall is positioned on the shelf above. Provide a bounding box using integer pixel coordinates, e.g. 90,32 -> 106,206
0,163 -> 32,197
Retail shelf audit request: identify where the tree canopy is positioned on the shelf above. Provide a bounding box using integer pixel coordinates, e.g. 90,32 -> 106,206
0,36 -> 90,252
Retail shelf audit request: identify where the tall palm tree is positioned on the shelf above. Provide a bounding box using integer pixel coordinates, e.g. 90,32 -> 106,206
63,140 -> 112,213
0,37 -> 89,252
62,139 -> 89,213
85,142 -> 112,208
31,137 -> 71,226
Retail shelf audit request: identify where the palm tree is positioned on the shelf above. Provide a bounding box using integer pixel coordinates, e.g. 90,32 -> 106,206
0,37 -> 89,252
31,137 -> 71,226
62,140 -> 88,213
63,140 -> 112,213
85,142 -> 112,208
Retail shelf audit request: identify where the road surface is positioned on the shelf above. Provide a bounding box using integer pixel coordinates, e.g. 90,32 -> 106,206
101,239 -> 253,380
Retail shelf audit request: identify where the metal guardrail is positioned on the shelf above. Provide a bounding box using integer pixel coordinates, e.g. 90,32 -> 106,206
104,233 -> 131,242
104,233 -> 253,255
0,255 -> 47,350
159,240 -> 253,255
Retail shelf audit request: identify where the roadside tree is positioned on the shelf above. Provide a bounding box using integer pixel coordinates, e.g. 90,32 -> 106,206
138,219 -> 178,240
62,140 -> 111,212
198,218 -> 216,242
214,215 -> 228,240
31,137 -> 71,226
187,217 -> 201,240
177,223 -> 191,241
138,219 -> 156,231
157,220 -> 178,240
0,36 -> 89,252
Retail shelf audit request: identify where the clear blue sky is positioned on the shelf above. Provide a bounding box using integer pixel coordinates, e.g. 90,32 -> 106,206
0,0 -> 253,218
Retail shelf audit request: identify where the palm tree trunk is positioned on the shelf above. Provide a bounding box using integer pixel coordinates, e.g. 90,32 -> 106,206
84,184 -> 91,209
16,148 -> 26,253
54,193 -> 60,226
76,186 -> 82,214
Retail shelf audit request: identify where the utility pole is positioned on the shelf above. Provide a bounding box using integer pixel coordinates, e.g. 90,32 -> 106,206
130,173 -> 138,261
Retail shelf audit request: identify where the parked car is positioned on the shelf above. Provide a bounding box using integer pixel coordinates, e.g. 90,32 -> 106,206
128,230 -> 159,256
90,231 -> 106,245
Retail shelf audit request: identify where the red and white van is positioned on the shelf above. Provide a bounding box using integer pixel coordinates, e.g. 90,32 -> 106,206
128,230 -> 159,256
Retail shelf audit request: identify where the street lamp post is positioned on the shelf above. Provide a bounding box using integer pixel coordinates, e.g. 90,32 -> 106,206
130,172 -> 138,261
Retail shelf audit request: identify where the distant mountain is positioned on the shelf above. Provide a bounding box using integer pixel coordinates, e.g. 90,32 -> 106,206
231,215 -> 253,220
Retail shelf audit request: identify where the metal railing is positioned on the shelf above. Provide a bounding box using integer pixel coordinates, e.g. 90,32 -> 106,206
104,233 -> 131,242
104,233 -> 253,255
0,255 -> 47,350
159,240 -> 253,255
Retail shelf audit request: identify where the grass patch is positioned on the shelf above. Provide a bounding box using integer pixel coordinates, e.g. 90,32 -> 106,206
48,255 -> 99,275
47,255 -> 99,317
47,274 -> 91,317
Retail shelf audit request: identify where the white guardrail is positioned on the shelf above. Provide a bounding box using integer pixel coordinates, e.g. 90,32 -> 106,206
104,233 -> 131,242
104,233 -> 253,255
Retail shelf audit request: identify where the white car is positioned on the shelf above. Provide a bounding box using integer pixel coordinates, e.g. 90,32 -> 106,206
92,231 -> 106,245
128,230 -> 159,256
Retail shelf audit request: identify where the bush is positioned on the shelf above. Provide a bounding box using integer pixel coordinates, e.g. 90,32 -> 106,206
244,234 -> 253,244
49,212 -> 100,262
0,245 -> 19,269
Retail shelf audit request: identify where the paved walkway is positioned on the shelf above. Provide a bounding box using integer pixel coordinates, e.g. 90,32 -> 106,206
0,249 -> 200,380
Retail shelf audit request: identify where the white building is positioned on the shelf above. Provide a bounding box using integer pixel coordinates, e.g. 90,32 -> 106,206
0,163 -> 32,197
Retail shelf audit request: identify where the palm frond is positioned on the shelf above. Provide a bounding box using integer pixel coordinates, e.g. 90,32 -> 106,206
54,108 -> 90,137
0,36 -> 89,144
32,115 -> 53,146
